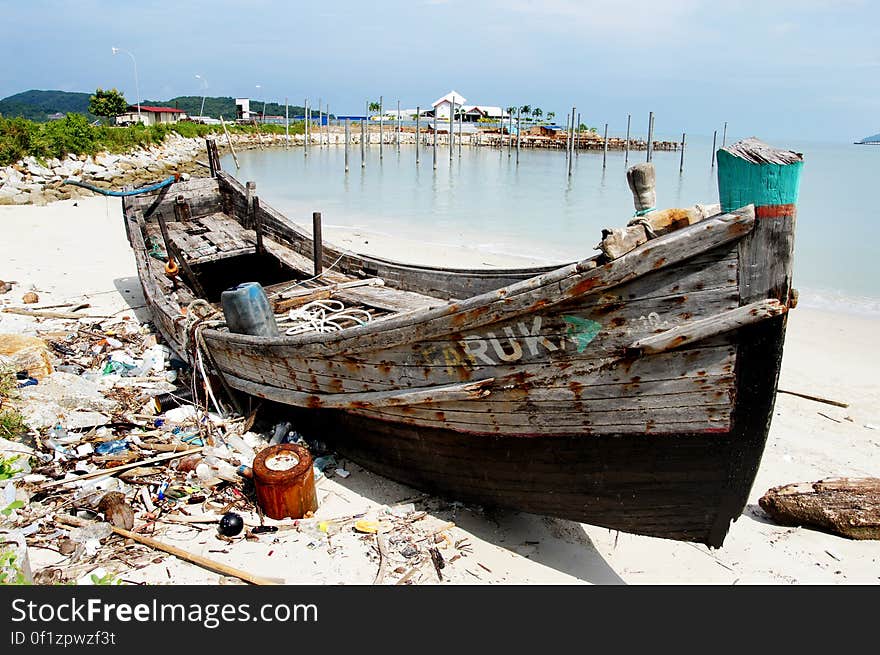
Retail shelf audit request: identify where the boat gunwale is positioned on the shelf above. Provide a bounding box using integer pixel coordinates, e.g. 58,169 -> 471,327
197,205 -> 756,349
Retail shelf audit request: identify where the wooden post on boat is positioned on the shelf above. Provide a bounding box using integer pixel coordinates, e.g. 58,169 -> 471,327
602,123 -> 609,169
206,138 -> 217,177
646,111 -> 654,162
379,95 -> 384,159
624,113 -> 631,166
711,137 -> 804,545
416,106 -> 420,165
711,130 -> 718,167
219,116 -> 240,170
344,119 -> 350,173
626,163 -> 656,216
253,197 -> 264,255
568,107 -> 576,176
680,132 -> 686,173
515,107 -> 521,165
304,98 -> 309,157
285,98 -> 289,149
312,211 -> 323,277
245,181 -> 256,222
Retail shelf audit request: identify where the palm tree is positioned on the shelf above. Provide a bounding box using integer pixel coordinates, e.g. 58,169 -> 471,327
547,111 -> 555,123
519,105 -> 531,122
532,107 -> 543,123
368,101 -> 381,117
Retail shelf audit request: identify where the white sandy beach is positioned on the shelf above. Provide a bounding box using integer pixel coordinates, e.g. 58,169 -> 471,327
2,196 -> 879,585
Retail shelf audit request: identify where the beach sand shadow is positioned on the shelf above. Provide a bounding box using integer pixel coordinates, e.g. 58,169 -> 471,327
326,460 -> 626,585
113,276 -> 151,322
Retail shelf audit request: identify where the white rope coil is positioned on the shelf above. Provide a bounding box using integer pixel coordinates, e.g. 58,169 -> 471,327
277,299 -> 373,336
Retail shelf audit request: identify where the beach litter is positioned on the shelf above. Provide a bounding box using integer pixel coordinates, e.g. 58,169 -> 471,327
0,307 -> 474,586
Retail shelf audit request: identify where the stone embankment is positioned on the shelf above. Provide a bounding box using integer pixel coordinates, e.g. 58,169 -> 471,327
0,131 -> 292,206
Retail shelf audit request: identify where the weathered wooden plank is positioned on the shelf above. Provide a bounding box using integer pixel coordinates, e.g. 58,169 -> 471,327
203,207 -> 755,357
629,299 -> 787,355
759,478 -> 880,540
347,405 -> 731,435
225,374 -> 494,409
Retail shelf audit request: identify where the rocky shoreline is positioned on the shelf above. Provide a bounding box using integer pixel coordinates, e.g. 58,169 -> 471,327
0,131 -> 298,206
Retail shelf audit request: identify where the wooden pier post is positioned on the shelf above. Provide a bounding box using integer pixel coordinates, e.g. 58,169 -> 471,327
397,100 -> 401,151
317,98 -> 322,146
285,98 -> 289,149
312,212 -> 323,277
344,119 -> 350,173
680,132 -> 686,173
602,122 -> 609,168
458,107 -> 462,158
360,117 -> 366,168
722,121 -> 728,148
449,100 -> 454,162
711,130 -> 717,168
304,98 -> 309,157
325,104 -> 329,147
416,106 -> 421,164
576,112 -> 581,157
568,107 -> 575,176
515,107 -> 521,165
646,111 -> 654,162
219,115 -> 240,170
564,114 -> 569,159
507,106 -> 512,158
379,95 -> 384,159
433,111 -> 437,170
624,113 -> 631,166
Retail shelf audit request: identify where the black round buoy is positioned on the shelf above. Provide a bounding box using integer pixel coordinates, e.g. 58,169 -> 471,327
218,512 -> 244,537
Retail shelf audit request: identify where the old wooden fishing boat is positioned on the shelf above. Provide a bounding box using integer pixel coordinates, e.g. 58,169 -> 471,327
121,137 -> 802,546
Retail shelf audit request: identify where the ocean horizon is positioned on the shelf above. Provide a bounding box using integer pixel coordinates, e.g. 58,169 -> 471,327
221,133 -> 880,317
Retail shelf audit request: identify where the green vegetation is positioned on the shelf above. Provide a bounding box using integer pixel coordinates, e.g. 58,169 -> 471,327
0,90 -> 313,123
0,113 -> 306,166
0,90 -> 95,122
0,365 -> 27,441
89,88 -> 128,123
0,547 -> 28,585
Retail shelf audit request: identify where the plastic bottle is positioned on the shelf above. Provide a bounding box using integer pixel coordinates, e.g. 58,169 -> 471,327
220,282 -> 280,337
95,439 -> 130,455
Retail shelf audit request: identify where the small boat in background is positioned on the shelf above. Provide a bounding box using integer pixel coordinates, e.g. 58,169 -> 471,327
121,137 -> 803,547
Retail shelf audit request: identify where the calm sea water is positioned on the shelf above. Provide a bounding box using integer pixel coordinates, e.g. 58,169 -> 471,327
221,135 -> 880,315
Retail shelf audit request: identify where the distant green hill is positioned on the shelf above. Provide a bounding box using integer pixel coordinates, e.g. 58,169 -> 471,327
0,90 -> 314,122
0,90 -> 96,121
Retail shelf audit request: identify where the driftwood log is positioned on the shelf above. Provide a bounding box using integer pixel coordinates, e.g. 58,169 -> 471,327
759,478 -> 880,540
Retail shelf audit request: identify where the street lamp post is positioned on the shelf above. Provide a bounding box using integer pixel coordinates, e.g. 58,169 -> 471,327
111,47 -> 141,124
195,74 -> 208,119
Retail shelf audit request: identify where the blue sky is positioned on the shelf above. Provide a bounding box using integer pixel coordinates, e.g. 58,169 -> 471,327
1,0 -> 877,142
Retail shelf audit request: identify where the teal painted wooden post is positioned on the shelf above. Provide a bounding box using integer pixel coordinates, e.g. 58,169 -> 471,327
717,137 -> 803,305
717,141 -> 803,214
709,137 -> 804,547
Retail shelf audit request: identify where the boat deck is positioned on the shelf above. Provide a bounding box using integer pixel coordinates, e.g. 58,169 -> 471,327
146,212 -> 444,327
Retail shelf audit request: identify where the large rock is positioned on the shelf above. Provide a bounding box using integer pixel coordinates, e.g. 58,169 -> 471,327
0,334 -> 55,379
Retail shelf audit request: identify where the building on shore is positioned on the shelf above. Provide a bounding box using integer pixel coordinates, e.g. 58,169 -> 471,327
115,105 -> 185,126
431,90 -> 466,121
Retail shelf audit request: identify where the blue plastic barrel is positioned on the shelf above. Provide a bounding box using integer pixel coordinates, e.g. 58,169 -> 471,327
220,282 -> 280,337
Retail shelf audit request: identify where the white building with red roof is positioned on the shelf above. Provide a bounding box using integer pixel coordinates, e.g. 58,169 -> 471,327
116,105 -> 186,126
